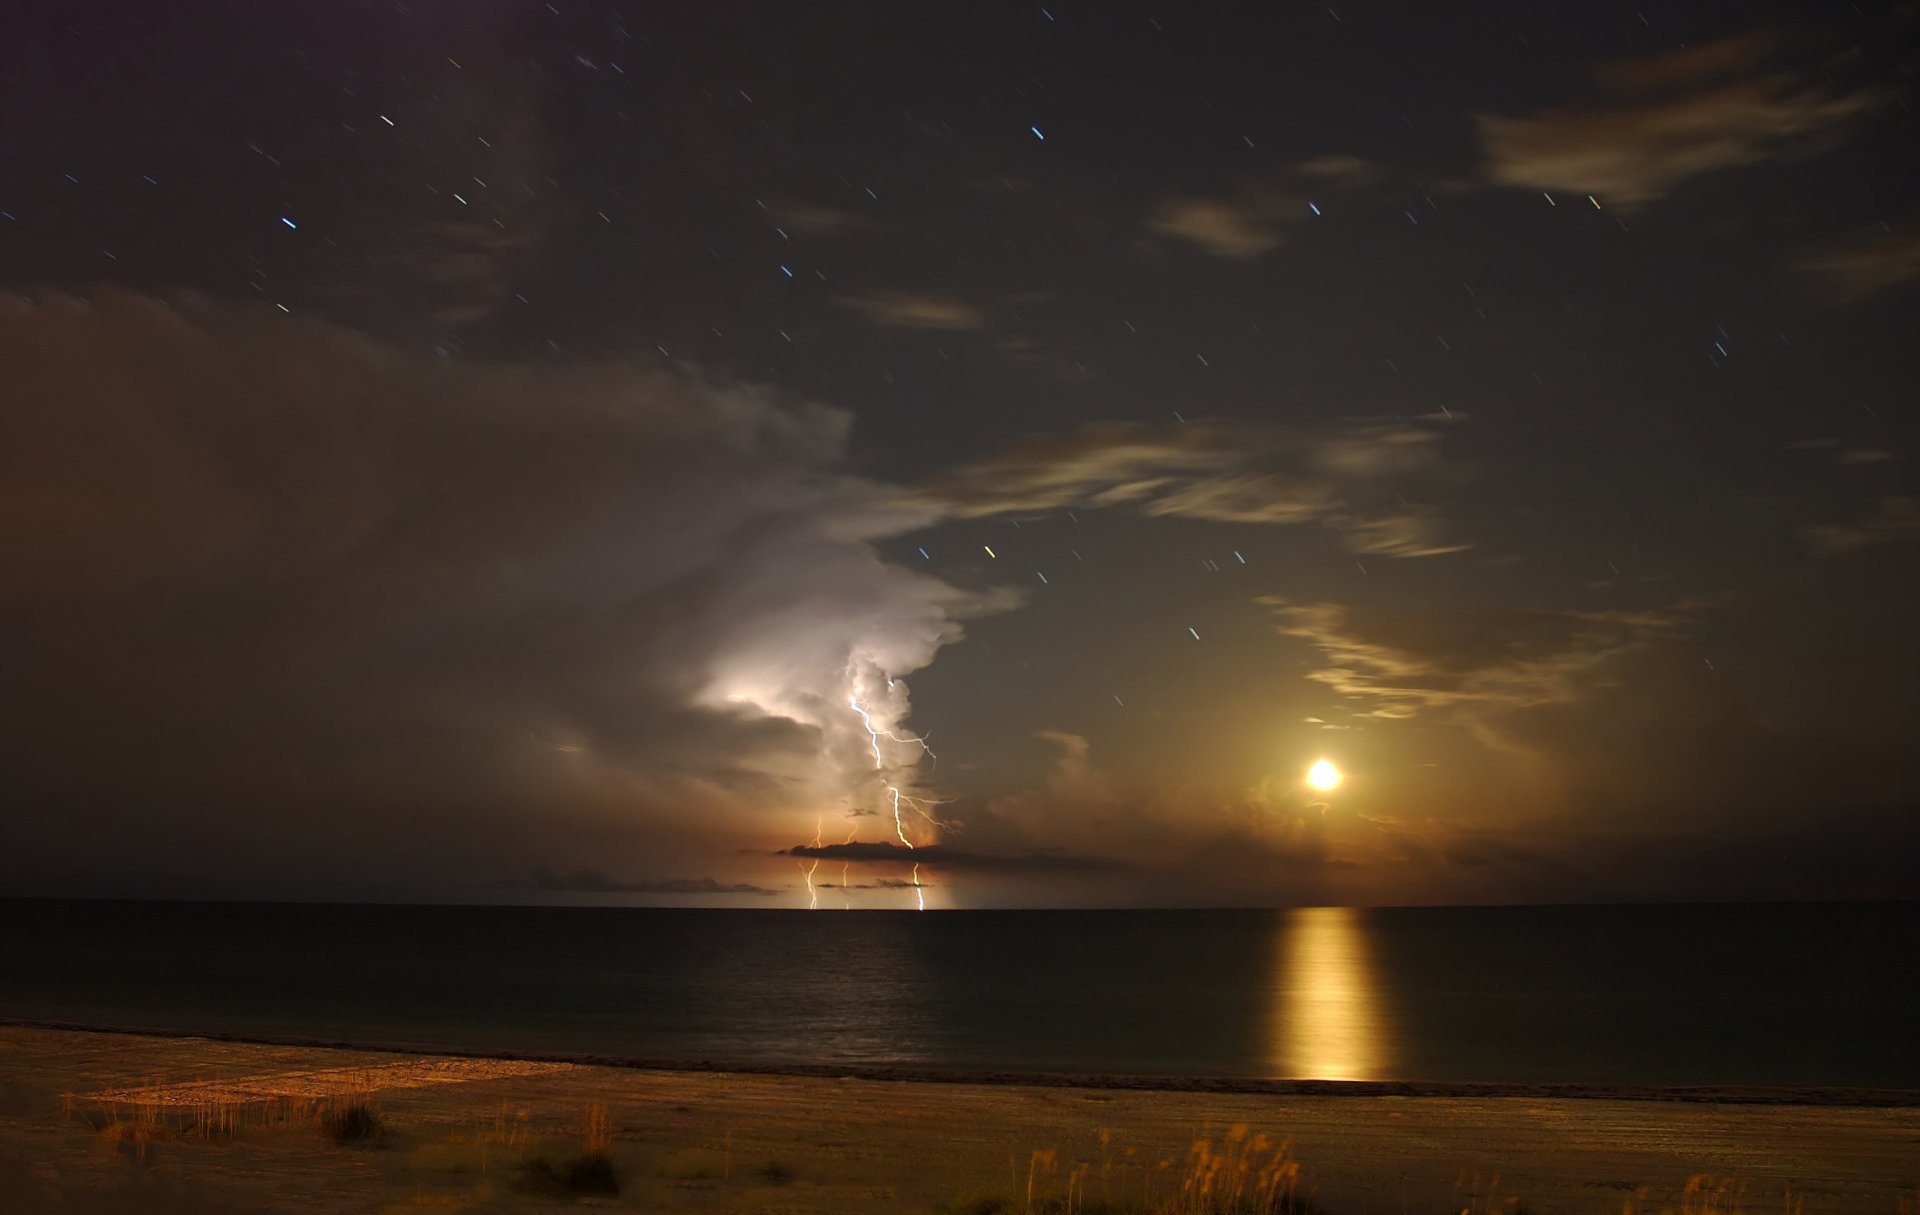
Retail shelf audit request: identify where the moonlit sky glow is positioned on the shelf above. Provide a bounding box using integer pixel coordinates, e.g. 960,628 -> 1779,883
2,1 -> 1918,907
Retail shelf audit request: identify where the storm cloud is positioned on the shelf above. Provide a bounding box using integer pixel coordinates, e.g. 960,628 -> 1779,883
0,292 -> 991,899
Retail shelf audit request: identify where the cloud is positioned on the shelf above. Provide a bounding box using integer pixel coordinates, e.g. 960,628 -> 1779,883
1264,598 -> 1688,719
909,419 -> 1468,556
765,200 -> 867,236
934,703 -> 1919,904
781,840 -> 1123,872
0,292 -> 1003,899
319,53 -> 556,334
1262,593 -> 1914,868
836,291 -> 985,330
495,869 -> 780,896
1802,497 -> 1920,555
1332,511 -> 1471,559
820,877 -> 928,890
1294,154 -> 1380,184
1147,197 -> 1282,259
1798,226 -> 1920,306
1590,29 -> 1783,91
1477,30 -> 1887,206
0,293 -> 1473,904
933,731 -> 1541,907
1147,154 -> 1378,259
1791,438 -> 1898,466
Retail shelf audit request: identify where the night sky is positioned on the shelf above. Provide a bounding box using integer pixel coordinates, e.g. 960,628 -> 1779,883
4,1 -> 1918,907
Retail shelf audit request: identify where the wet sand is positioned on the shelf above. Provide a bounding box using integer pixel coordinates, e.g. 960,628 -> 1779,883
1,1025 -> 1914,1214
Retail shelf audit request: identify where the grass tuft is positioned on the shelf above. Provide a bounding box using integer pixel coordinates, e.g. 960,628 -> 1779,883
523,1151 -> 621,1196
950,1192 -> 1011,1215
981,1126 -> 1325,1215
327,1102 -> 384,1145
564,1150 -> 621,1195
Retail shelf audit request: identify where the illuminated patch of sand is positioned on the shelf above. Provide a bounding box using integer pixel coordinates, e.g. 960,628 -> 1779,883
85,1058 -> 572,1107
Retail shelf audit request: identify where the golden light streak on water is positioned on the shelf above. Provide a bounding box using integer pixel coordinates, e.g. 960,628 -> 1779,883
1270,906 -> 1388,1081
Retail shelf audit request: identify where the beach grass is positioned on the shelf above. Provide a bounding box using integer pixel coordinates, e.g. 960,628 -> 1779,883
974,1126 -> 1326,1215
4,1027 -> 1912,1215
517,1099 -> 622,1196
325,1099 -> 383,1144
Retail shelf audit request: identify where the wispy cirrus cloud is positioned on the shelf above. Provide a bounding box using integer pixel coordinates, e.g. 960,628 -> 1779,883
837,290 -> 985,330
1797,224 -> 1920,306
1264,598 -> 1689,720
1145,155 -> 1379,260
764,199 -> 869,237
908,419 -> 1468,557
1294,154 -> 1380,185
1803,497 -> 1920,555
1148,197 -> 1284,259
1477,30 -> 1888,207
1791,438 -> 1899,466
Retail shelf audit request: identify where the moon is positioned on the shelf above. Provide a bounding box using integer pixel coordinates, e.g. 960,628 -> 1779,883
1306,758 -> 1343,792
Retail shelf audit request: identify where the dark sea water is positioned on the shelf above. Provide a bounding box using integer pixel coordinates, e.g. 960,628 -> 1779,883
1,900 -> 1914,1090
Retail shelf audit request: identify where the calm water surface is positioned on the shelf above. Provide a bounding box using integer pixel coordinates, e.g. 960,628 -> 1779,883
1,901 -> 1913,1089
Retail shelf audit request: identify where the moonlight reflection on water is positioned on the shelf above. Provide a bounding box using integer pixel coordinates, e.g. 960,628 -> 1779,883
1273,906 -> 1388,1081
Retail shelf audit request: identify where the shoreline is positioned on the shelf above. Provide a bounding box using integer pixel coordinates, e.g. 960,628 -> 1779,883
8,1017 -> 1916,1108
5,1023 -> 1915,1214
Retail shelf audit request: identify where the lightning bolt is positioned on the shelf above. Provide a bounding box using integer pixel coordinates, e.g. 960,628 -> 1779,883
851,693 -> 939,851
842,824 -> 856,909
888,786 -> 914,847
849,695 -> 885,765
849,690 -> 939,908
803,816 -> 823,910
849,695 -> 936,767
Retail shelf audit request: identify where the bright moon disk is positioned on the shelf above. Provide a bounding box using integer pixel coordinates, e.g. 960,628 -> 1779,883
1306,758 -> 1343,792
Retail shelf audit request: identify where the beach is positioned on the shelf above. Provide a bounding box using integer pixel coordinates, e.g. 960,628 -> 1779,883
1,1026 -> 1914,1215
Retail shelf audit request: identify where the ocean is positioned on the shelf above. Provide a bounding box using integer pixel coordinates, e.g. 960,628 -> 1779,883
2,900 -> 1913,1090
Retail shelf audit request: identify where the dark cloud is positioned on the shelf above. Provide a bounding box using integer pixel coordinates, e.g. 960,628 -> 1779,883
495,869 -> 781,896
820,877 -> 933,890
781,841 -> 1123,872
1592,806 -> 1920,902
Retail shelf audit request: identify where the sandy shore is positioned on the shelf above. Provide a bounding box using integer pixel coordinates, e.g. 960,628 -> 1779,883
1,1026 -> 1914,1215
